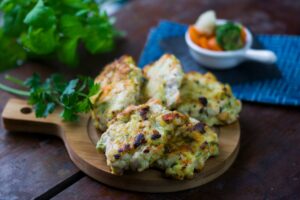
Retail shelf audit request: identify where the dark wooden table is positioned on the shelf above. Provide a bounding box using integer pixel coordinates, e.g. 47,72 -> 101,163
1,0 -> 300,199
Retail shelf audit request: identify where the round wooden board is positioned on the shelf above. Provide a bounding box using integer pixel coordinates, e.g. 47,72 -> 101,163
2,99 -> 240,193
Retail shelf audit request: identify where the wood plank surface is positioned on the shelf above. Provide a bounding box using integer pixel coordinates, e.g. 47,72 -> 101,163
53,0 -> 300,199
0,66 -> 81,199
52,104 -> 300,199
0,0 -> 300,199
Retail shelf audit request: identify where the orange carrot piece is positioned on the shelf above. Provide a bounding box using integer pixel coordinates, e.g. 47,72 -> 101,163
198,36 -> 209,49
207,36 -> 222,51
189,26 -> 200,43
241,27 -> 247,43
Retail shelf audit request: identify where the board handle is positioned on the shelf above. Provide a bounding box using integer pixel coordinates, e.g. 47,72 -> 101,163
1,98 -> 61,136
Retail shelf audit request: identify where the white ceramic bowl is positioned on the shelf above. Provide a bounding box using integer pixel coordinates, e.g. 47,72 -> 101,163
185,19 -> 277,69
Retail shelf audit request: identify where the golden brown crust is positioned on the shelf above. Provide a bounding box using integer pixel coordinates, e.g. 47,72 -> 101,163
91,55 -> 143,131
186,71 -> 217,81
143,54 -> 174,76
95,55 -> 136,86
142,54 -> 184,107
175,71 -> 241,126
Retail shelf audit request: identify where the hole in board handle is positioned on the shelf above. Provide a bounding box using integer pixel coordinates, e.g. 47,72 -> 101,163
20,107 -> 32,114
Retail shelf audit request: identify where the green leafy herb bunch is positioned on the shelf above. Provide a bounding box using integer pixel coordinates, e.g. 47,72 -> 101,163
0,73 -> 101,122
0,0 -> 118,70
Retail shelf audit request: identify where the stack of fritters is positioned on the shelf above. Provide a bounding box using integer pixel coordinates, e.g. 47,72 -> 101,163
92,54 -> 241,179
143,55 -> 241,126
97,100 -> 218,179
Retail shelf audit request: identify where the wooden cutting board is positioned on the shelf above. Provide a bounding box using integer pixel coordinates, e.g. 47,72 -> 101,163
1,98 -> 240,193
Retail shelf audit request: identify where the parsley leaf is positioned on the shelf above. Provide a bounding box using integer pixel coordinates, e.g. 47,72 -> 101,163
83,12 -> 115,53
58,38 -> 79,67
21,26 -> 58,55
0,29 -> 26,71
0,0 -> 118,70
24,0 -> 56,29
35,102 -> 56,118
24,73 -> 41,88
60,15 -> 84,39
35,75 -> 100,121
62,79 -> 79,96
1,73 -> 100,122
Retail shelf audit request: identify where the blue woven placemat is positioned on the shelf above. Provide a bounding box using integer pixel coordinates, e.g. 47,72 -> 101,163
138,20 -> 300,106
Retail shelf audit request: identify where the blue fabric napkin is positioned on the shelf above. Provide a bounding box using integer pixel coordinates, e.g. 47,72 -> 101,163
138,20 -> 300,106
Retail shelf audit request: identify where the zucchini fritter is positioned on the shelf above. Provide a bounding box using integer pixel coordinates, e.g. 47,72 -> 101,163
176,72 -> 241,126
156,119 -> 219,180
92,54 -> 241,180
97,100 -> 219,179
90,56 -> 143,131
97,100 -> 171,174
143,54 -> 184,108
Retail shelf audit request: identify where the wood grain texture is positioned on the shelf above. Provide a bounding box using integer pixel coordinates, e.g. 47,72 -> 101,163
0,67 -> 80,199
2,98 -> 240,192
0,0 -> 300,199
53,0 -> 300,199
52,105 -> 300,200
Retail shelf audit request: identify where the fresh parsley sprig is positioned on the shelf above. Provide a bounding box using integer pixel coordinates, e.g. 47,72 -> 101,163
0,0 -> 119,71
0,74 -> 100,121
